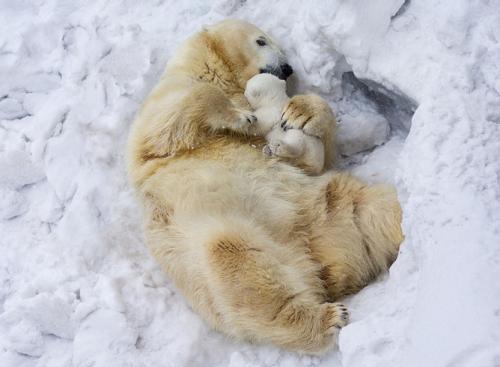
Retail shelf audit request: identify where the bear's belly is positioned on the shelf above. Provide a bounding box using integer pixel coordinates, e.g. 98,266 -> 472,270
142,140 -> 319,242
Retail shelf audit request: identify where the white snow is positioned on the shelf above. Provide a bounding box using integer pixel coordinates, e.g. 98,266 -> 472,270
1,0 -> 500,366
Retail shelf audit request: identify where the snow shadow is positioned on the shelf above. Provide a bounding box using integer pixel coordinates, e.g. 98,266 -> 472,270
332,67 -> 417,183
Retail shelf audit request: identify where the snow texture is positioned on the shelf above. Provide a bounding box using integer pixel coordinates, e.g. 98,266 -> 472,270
1,0 -> 500,366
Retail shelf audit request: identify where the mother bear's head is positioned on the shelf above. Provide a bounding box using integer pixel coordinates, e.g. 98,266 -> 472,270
167,19 -> 293,89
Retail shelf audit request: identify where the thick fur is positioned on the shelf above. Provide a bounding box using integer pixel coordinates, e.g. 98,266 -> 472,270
127,20 -> 403,354
245,73 -> 329,175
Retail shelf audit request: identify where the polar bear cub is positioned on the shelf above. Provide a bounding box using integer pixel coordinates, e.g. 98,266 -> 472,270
245,74 -> 325,174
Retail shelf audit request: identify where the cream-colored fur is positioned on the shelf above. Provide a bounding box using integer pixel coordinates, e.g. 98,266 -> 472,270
245,73 -> 328,175
127,19 -> 403,354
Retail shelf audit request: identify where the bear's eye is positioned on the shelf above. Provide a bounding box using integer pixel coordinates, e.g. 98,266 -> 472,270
256,39 -> 267,47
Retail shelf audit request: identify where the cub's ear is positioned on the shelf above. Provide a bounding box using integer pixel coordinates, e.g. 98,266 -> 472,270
244,88 -> 261,101
251,90 -> 261,99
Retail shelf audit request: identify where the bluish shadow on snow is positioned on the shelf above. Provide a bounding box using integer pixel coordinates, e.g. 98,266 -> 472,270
334,70 -> 417,184
341,71 -> 416,136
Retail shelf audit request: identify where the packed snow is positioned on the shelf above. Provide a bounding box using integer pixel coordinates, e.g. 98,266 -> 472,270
1,0 -> 499,366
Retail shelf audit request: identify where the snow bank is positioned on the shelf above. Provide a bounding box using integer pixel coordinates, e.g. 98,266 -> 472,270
1,0 -> 499,366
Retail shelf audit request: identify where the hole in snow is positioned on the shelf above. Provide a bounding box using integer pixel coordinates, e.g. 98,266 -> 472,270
341,71 -> 416,135
334,71 -> 417,183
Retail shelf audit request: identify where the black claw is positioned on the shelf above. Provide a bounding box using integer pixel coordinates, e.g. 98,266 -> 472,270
280,120 -> 287,129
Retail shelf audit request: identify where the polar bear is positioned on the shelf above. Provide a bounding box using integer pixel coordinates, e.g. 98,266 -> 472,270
245,73 -> 330,174
127,19 -> 403,354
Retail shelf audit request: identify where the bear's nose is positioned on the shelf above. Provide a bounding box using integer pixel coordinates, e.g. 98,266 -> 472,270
280,63 -> 293,79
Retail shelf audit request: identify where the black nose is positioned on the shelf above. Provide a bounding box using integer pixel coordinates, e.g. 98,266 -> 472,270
280,63 -> 293,79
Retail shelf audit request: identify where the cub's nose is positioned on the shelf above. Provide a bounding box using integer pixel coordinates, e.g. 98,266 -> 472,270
280,63 -> 293,79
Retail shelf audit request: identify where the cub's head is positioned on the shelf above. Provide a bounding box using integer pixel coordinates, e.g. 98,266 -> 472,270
245,73 -> 288,108
203,19 -> 293,87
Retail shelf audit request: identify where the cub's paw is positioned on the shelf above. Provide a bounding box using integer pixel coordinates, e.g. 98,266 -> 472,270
263,140 -> 302,159
263,144 -> 273,156
321,302 -> 350,334
280,95 -> 335,140
233,108 -> 257,132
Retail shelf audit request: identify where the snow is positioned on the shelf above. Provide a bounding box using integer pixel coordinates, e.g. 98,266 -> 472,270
1,0 -> 499,366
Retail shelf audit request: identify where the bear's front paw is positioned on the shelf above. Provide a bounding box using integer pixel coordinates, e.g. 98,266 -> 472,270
280,95 -> 335,140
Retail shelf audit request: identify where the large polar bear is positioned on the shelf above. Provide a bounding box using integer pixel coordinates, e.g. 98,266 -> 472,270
127,19 -> 403,354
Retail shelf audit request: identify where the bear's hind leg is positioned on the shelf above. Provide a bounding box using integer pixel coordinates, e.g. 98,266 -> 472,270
311,173 -> 404,299
353,182 -> 404,269
205,227 -> 349,354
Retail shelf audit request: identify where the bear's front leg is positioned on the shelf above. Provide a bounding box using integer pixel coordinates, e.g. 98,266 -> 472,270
189,83 -> 257,135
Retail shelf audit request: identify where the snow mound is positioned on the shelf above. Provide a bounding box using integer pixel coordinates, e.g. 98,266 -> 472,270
1,0 -> 499,366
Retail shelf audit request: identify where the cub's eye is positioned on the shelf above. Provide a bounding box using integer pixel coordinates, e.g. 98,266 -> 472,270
256,39 -> 267,46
